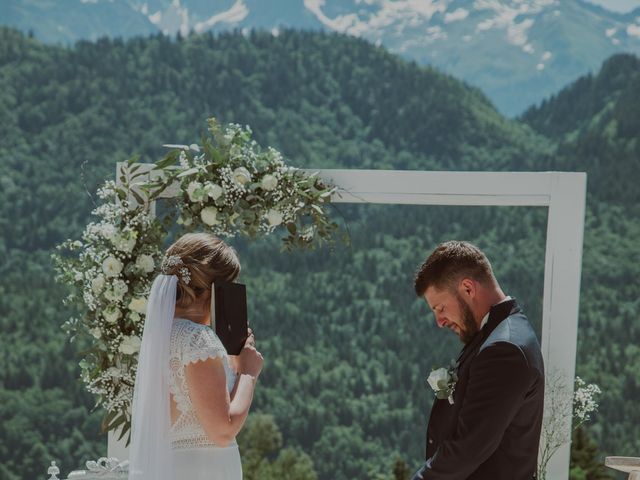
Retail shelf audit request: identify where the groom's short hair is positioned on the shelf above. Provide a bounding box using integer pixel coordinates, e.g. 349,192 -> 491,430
414,241 -> 495,296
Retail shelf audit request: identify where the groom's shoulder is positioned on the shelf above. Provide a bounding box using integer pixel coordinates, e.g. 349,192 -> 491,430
479,312 -> 543,370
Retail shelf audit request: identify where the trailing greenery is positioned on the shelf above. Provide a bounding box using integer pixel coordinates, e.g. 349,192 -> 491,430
0,27 -> 637,480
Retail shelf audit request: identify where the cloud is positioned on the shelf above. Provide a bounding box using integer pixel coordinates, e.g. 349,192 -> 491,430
193,0 -> 249,33
473,0 -> 557,51
304,0 -> 450,37
627,23 -> 640,37
444,8 -> 469,23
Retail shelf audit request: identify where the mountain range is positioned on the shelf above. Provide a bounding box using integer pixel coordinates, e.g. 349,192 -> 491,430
2,0 -> 640,115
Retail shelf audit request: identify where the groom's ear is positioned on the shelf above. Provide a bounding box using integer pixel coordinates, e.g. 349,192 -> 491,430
458,278 -> 476,299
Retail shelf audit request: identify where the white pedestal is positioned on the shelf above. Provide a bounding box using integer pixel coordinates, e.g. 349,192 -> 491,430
107,423 -> 129,462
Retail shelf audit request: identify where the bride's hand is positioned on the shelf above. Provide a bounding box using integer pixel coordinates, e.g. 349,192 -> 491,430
237,329 -> 263,378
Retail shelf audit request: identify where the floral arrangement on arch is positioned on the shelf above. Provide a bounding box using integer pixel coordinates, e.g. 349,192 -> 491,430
52,118 -> 340,444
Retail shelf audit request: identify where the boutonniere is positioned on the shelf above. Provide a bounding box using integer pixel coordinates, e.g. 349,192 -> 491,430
427,360 -> 459,405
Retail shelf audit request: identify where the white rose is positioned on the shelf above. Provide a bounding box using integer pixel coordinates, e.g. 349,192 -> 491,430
265,210 -> 284,226
128,297 -> 148,314
129,312 -> 141,324
427,367 -> 450,392
102,256 -> 123,278
200,206 -> 219,226
187,181 -> 206,202
104,306 -> 121,324
232,167 -> 252,186
119,335 -> 142,355
89,327 -> 102,339
260,174 -> 278,191
91,275 -> 105,294
135,254 -> 155,273
106,366 -> 121,377
204,182 -> 223,200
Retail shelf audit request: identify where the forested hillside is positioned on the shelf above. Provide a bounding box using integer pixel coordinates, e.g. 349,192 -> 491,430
0,27 -> 637,480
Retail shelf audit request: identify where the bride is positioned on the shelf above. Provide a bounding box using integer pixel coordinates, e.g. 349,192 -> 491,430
128,232 -> 264,480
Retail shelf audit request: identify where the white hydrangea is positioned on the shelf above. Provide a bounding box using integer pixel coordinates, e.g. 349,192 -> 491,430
135,254 -> 155,273
92,275 -> 106,294
101,224 -> 117,240
102,256 -> 123,278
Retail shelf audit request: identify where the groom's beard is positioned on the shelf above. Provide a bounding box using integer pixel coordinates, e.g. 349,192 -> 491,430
455,293 -> 479,344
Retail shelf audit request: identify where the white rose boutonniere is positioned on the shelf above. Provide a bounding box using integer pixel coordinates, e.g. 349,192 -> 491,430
427,360 -> 459,405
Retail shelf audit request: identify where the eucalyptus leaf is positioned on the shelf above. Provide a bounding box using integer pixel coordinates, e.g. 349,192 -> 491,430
177,167 -> 200,178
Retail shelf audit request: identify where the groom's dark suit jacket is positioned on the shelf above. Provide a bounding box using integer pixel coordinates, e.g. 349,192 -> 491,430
417,299 -> 545,480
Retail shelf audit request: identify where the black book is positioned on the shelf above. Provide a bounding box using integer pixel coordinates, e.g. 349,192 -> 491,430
210,282 -> 249,355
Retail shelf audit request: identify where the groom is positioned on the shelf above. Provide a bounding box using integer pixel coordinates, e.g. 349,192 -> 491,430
411,241 -> 545,479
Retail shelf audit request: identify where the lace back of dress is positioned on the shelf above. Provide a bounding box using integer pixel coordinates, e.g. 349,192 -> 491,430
168,319 -> 236,450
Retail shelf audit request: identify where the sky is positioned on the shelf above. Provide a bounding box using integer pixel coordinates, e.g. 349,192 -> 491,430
585,0 -> 640,12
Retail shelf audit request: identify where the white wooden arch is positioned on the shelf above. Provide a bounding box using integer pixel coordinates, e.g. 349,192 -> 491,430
110,166 -> 587,479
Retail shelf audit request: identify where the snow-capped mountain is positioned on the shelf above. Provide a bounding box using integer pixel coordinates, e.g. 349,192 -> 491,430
3,0 -> 640,115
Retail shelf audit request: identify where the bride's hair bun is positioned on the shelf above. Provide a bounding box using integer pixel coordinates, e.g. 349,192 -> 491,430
164,233 -> 241,315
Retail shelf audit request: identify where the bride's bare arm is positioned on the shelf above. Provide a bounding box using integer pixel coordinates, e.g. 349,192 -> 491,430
185,358 -> 258,447
185,333 -> 263,446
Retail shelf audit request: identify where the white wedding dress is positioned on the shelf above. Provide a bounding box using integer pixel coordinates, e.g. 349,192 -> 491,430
168,317 -> 242,479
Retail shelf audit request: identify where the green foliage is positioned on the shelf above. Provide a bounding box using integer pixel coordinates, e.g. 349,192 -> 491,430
570,427 -> 612,480
0,26 -> 636,480
237,414 -> 318,480
393,456 -> 412,480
